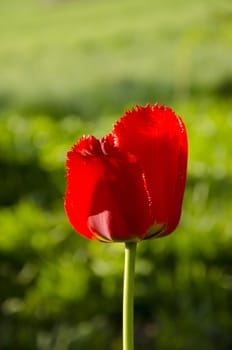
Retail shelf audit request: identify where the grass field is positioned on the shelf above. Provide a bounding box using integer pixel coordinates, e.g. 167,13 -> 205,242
0,0 -> 232,349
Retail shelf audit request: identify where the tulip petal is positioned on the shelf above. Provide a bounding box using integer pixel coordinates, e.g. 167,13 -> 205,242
65,135 -> 151,241
112,104 -> 188,236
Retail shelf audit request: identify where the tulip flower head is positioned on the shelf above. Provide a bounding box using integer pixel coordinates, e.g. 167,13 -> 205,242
65,104 -> 188,242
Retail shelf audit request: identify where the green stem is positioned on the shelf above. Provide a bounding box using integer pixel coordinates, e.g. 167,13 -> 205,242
123,242 -> 137,350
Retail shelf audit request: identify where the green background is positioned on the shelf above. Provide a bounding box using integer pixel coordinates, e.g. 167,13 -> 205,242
0,0 -> 232,349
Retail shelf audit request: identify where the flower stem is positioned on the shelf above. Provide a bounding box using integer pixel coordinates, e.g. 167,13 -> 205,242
123,242 -> 137,350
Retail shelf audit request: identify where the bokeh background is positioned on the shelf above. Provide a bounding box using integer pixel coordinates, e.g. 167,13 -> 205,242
0,0 -> 232,349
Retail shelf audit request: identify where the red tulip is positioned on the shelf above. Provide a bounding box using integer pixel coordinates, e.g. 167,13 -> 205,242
64,104 -> 188,242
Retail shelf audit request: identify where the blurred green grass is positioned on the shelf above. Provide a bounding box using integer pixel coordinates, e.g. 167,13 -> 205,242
1,0 -> 232,114
0,0 -> 232,349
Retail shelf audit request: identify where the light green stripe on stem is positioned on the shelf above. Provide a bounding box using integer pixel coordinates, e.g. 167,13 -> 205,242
123,242 -> 137,350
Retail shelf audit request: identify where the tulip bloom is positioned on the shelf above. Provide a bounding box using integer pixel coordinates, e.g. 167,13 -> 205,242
65,104 -> 188,242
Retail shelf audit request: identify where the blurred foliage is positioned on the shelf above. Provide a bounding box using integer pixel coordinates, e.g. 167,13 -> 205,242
0,0 -> 232,349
